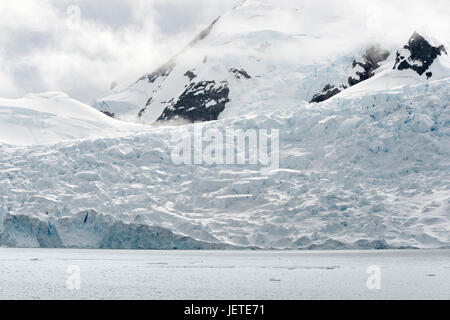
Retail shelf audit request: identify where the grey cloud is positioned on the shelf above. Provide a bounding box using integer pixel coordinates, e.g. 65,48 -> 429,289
3,30 -> 54,56
51,0 -> 136,29
152,0 -> 230,35
0,0 -> 230,101
0,0 -> 448,102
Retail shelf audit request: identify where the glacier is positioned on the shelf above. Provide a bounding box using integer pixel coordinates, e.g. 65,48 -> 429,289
1,77 -> 449,249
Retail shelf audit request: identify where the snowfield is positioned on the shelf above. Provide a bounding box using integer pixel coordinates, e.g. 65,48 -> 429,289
0,92 -> 144,146
0,0 -> 449,249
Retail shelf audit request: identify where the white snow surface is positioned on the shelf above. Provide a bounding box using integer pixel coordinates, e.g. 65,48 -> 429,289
0,92 -> 144,146
0,0 -> 449,249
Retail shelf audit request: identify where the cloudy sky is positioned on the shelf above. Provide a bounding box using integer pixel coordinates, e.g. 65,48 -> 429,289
0,0 -> 233,102
0,0 -> 448,103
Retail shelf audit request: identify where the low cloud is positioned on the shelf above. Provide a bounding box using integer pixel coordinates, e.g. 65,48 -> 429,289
0,0 -> 448,103
0,0 -> 232,102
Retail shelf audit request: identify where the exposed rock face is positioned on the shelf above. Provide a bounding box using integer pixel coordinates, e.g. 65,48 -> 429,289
125,18 -> 223,122
137,107 -> 147,119
229,68 -> 252,79
394,32 -> 447,78
142,15 -> 219,85
101,110 -> 115,118
348,45 -> 390,86
310,33 -> 446,104
184,70 -> 197,81
310,45 -> 390,103
310,84 -> 347,103
0,210 -> 239,249
140,60 -> 176,84
158,81 -> 230,123
154,68 -> 243,123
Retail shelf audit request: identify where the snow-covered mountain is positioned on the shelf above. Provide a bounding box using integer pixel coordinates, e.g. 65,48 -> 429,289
93,0 -> 398,124
0,0 -> 449,249
93,1 -> 450,126
0,92 -> 145,146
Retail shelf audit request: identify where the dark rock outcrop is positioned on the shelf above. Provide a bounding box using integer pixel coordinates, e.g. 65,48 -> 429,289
230,68 -> 252,79
188,17 -> 221,47
310,84 -> 347,103
137,107 -> 147,119
158,81 -> 230,123
140,60 -> 176,84
135,18 -> 222,121
348,45 -> 390,86
184,70 -> 197,81
101,110 -> 115,118
393,32 -> 447,78
310,45 -> 390,103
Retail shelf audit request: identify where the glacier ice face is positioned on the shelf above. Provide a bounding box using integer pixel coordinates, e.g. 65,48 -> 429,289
0,209 -> 239,249
158,80 -> 231,123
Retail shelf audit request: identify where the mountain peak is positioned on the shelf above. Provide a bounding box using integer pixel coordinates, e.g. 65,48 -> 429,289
310,44 -> 390,103
393,32 -> 447,79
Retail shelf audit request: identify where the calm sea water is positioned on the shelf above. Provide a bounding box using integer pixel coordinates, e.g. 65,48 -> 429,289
0,248 -> 449,300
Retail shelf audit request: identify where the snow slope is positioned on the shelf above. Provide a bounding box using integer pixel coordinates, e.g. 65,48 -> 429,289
0,92 -> 144,146
0,0 -> 449,249
335,34 -> 450,99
